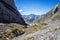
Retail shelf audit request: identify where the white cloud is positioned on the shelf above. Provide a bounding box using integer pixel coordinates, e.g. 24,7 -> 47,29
19,10 -> 23,12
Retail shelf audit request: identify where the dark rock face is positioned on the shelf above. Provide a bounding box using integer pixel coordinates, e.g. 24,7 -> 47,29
0,0 -> 27,25
53,4 -> 60,14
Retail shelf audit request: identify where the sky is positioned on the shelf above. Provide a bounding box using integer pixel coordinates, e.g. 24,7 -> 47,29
14,0 -> 60,15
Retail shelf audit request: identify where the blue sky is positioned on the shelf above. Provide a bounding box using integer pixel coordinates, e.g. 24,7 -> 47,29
14,0 -> 60,15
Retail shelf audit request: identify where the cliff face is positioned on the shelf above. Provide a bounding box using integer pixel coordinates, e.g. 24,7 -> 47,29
0,0 -> 27,25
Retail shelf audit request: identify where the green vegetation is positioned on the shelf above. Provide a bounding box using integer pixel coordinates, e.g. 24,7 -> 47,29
50,37 -> 55,40
40,22 -> 48,25
0,24 -> 26,40
27,37 -> 34,40
31,27 -> 38,31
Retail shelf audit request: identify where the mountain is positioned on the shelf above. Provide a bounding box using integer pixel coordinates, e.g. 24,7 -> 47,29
22,14 -> 40,23
43,4 -> 60,22
50,4 -> 60,20
22,13 -> 52,23
0,0 -> 27,25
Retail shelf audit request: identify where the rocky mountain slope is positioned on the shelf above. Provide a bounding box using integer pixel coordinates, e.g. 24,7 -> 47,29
0,0 -> 27,25
43,4 -> 60,21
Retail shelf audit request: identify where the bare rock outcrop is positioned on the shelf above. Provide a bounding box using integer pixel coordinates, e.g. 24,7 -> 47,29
0,0 -> 27,25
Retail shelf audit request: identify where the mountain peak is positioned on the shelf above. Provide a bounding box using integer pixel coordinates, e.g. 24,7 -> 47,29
53,3 -> 60,14
55,4 -> 60,8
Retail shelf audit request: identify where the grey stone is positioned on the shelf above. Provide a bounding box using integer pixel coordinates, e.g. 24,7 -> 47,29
0,0 -> 27,25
